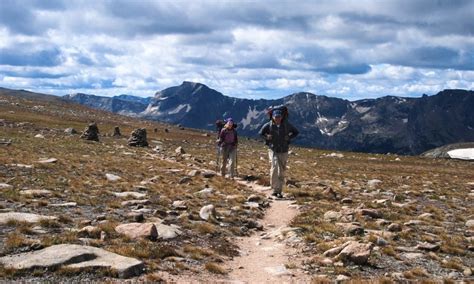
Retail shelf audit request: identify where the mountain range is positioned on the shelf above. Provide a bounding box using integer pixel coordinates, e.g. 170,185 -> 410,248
25,82 -> 474,154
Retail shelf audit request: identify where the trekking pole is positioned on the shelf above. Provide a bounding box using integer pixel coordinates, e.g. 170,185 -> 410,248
216,145 -> 221,173
235,146 -> 239,177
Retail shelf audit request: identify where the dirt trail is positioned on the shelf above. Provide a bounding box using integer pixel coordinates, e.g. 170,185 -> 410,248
224,180 -> 310,284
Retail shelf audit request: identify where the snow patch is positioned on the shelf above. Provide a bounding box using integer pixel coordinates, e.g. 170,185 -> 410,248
240,106 -> 261,129
447,148 -> 474,160
402,118 -> 408,123
168,104 -> 191,114
355,106 -> 371,114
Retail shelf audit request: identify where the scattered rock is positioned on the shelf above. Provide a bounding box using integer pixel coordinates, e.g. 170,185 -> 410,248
404,220 -> 423,226
322,187 -> 338,200
113,192 -> 146,199
195,187 -> 214,196
128,128 -> 148,147
48,202 -> 77,207
336,222 -> 365,236
418,213 -> 435,219
0,183 -> 13,190
336,275 -> 350,281
199,204 -> 217,221
37,158 -> 58,164
78,226 -> 101,238
175,146 -> 185,154
466,220 -> 474,228
106,173 -> 122,182
121,199 -> 150,206
127,212 -> 144,222
64,128 -> 78,135
367,179 -> 382,188
80,122 -> 99,141
115,223 -> 158,240
172,201 -> 188,210
202,171 -> 216,178
264,265 -> 291,276
188,170 -> 200,177
416,242 -> 440,251
387,223 -> 402,232
341,198 -> 353,204
336,241 -> 373,265
34,134 -> 45,139
0,244 -> 144,278
357,209 -> 382,219
0,212 -> 57,224
155,223 -> 182,240
324,211 -> 343,222
19,189 -> 52,197
179,177 -> 192,184
247,194 -> 262,203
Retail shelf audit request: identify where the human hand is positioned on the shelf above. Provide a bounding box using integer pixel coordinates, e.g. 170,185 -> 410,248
266,134 -> 272,140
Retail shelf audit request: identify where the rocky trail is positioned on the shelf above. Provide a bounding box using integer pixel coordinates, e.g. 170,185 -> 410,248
226,180 -> 310,283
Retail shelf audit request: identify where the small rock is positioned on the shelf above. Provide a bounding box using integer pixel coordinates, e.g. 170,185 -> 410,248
37,158 -> 58,164
172,201 -> 188,210
48,202 -> 77,207
336,275 -> 350,282
195,188 -> 214,196
416,242 -> 440,251
121,199 -> 150,206
418,213 -> 435,219
464,267 -> 472,277
404,220 -> 423,226
179,177 -> 192,184
336,241 -> 373,265
247,194 -> 262,203
188,170 -> 200,177
466,220 -> 474,228
19,189 -> 52,197
202,171 -> 216,178
113,192 -> 146,199
127,212 -> 144,222
324,211 -> 343,222
115,223 -> 158,240
0,183 -> 13,189
105,173 -> 122,182
175,146 -> 185,154
358,208 -> 382,219
387,223 -> 402,232
0,212 -> 57,224
341,198 -> 353,204
367,179 -> 382,188
34,134 -> 45,139
336,222 -> 364,236
64,128 -> 78,135
199,204 -> 216,221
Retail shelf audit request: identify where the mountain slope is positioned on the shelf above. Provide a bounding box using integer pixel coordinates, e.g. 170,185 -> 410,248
9,84 -> 474,155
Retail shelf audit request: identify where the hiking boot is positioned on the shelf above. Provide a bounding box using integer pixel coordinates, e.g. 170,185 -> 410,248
276,193 -> 283,199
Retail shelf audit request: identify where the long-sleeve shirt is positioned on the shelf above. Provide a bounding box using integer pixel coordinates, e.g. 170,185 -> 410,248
218,128 -> 238,149
259,120 -> 299,153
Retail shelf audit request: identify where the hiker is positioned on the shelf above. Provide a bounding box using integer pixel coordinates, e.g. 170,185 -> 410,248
217,118 -> 238,178
259,106 -> 299,198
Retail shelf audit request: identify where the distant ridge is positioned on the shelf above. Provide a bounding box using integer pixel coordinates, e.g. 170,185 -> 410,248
3,83 -> 474,155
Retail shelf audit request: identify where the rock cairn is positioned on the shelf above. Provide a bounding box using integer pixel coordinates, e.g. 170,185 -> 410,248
80,123 -> 99,141
128,128 -> 148,147
113,126 -> 121,137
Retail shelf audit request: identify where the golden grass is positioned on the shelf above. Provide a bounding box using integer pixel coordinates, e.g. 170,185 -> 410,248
204,262 -> 226,274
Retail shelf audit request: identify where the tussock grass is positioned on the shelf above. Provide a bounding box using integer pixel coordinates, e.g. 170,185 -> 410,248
204,262 -> 226,274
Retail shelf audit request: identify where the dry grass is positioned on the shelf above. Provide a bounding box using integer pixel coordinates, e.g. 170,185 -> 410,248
204,262 -> 226,274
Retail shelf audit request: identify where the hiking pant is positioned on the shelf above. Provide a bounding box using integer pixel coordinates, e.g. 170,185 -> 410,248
221,146 -> 237,178
268,150 -> 288,194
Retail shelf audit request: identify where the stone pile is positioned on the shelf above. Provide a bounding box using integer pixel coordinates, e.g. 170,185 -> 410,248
128,128 -> 148,147
80,122 -> 99,141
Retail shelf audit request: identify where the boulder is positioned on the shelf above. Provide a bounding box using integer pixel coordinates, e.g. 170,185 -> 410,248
128,128 -> 148,147
105,173 -> 122,182
199,205 -> 217,221
80,123 -> 99,141
0,212 -> 57,224
0,183 -> 13,190
64,128 -> 78,135
115,223 -> 158,240
0,244 -> 144,278
336,241 -> 373,265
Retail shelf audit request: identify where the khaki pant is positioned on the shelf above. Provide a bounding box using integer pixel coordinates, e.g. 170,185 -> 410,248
268,150 -> 288,194
221,146 -> 237,178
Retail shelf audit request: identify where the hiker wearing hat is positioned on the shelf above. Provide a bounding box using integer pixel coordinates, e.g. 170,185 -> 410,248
259,108 -> 299,198
217,118 -> 238,178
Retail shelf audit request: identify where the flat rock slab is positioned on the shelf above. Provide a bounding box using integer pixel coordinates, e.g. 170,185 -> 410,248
156,223 -> 182,240
112,192 -> 147,199
0,212 -> 57,224
0,183 -> 13,189
264,265 -> 291,276
19,190 -> 53,197
37,158 -> 58,164
0,244 -> 144,278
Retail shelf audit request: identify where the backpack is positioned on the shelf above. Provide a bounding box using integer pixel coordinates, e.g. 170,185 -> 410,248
266,105 -> 289,121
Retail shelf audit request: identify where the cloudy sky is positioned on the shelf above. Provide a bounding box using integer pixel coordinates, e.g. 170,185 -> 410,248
0,0 -> 473,100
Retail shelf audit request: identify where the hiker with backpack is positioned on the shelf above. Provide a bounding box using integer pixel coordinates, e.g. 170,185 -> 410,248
259,106 -> 299,198
217,118 -> 238,178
